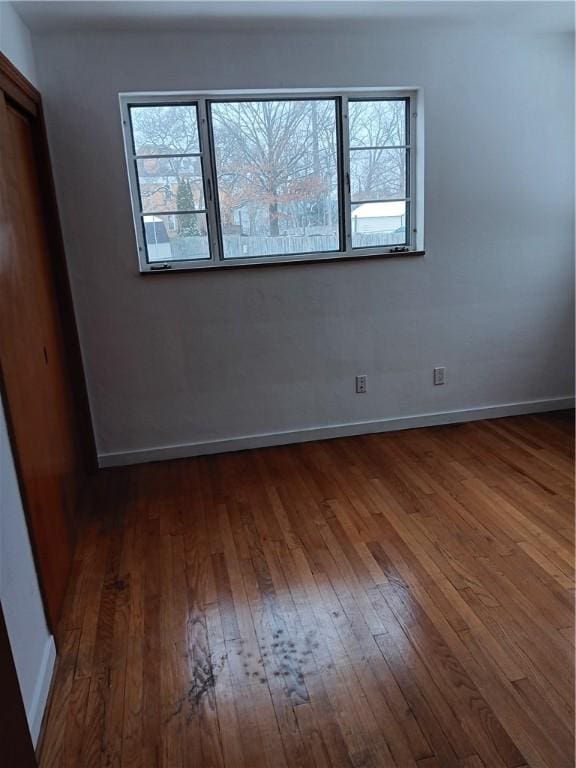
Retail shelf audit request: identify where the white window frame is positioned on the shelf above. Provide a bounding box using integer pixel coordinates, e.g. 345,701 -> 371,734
119,88 -> 424,273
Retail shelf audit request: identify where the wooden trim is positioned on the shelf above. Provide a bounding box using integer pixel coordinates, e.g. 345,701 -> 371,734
0,51 -> 39,115
0,87 -> 56,633
0,52 -> 97,474
34,101 -> 98,473
0,53 -> 97,641
0,51 -> 40,102
0,601 -> 38,768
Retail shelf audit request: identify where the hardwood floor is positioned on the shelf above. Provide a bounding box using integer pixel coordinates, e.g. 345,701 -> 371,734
39,412 -> 575,768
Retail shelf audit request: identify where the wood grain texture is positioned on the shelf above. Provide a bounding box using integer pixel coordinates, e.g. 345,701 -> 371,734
0,94 -> 80,632
39,412 -> 575,767
0,51 -> 95,638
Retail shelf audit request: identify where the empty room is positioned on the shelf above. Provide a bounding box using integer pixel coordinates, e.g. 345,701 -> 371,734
0,1 -> 574,766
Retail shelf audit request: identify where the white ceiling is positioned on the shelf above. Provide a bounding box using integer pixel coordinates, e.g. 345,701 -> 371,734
12,0 -> 575,34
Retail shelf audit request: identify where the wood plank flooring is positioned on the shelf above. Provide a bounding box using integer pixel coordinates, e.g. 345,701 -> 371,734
39,412 -> 575,768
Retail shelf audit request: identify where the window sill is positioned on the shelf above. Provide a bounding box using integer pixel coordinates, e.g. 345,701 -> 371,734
140,249 -> 426,274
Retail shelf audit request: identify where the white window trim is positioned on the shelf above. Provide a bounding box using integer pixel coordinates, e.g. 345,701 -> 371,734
119,88 -> 424,273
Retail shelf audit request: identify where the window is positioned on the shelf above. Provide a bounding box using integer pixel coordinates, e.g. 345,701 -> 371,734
211,99 -> 341,260
348,99 -> 410,250
128,103 -> 211,263
120,90 -> 422,271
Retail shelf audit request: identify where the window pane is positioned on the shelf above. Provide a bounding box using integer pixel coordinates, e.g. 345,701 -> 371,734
351,202 -> 407,249
350,148 -> 406,202
143,213 -> 210,262
130,104 -> 200,156
349,100 -> 406,148
136,158 -> 205,213
211,99 -> 340,259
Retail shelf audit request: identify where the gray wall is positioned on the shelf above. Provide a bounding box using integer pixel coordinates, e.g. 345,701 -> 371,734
34,6 -> 575,463
0,1 -> 55,744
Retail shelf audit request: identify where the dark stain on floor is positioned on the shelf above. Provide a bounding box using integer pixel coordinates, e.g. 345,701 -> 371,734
236,628 -> 320,694
170,628 -> 323,719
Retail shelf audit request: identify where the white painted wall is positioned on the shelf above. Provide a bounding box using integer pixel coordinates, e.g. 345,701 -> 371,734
34,4 -> 575,465
0,0 -> 37,83
0,399 -> 56,744
0,1 -> 55,745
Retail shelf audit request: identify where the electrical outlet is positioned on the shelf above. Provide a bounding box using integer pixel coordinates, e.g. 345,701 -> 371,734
355,375 -> 367,394
433,366 -> 446,386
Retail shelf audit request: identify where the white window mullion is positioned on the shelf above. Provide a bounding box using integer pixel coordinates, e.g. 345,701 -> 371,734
197,98 -> 221,263
408,97 -> 419,251
340,95 -> 353,254
120,99 -> 147,271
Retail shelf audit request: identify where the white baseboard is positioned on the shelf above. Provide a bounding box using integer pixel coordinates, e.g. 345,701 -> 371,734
28,635 -> 56,746
98,396 -> 575,468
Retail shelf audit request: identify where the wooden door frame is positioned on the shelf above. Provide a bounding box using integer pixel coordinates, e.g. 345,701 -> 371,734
0,51 -> 96,635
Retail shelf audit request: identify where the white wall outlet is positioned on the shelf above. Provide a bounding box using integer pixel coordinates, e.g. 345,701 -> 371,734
355,375 -> 367,394
433,366 -> 446,385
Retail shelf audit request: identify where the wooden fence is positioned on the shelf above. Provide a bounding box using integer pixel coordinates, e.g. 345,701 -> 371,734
170,231 -> 405,260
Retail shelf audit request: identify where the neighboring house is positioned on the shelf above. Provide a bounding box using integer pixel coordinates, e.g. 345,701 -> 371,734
139,178 -> 206,230
351,201 -> 405,233
143,215 -> 172,261
138,153 -> 206,236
